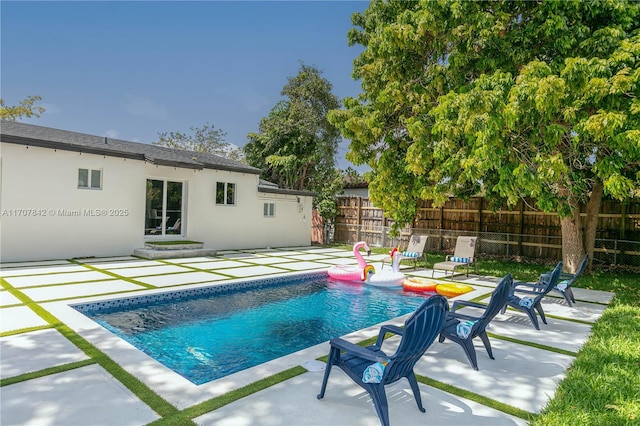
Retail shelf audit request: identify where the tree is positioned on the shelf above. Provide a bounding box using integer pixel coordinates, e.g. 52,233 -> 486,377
330,0 -> 640,272
0,95 -> 45,121
153,123 -> 244,162
343,167 -> 368,187
245,63 -> 342,221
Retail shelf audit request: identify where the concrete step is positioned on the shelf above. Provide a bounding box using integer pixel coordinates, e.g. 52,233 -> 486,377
144,242 -> 204,251
133,247 -> 216,259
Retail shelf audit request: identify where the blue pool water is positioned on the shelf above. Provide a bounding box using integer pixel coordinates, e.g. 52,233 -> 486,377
80,274 -> 435,385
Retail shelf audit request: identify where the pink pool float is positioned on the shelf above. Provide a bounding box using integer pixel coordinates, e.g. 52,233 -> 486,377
328,241 -> 371,282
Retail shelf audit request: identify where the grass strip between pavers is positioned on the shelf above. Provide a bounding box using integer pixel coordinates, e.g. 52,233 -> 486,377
0,277 -> 179,419
146,366 -> 307,426
0,358 -> 97,387
0,324 -> 53,337
68,259 -> 156,289
488,333 -> 578,357
416,374 -> 537,422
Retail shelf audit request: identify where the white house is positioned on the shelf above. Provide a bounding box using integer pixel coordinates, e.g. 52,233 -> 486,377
0,121 -> 315,262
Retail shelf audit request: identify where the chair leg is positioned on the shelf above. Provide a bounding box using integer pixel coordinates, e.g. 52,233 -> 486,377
317,348 -> 337,399
369,386 -> 391,426
524,307 -> 541,330
566,287 -> 576,304
479,332 -> 494,360
406,373 -> 426,413
461,339 -> 479,371
562,290 -> 573,306
535,303 -> 547,325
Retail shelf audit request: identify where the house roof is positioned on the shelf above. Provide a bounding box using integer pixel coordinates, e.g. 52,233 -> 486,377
0,120 -> 262,174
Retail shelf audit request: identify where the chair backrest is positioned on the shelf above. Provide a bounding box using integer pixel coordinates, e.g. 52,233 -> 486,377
573,255 -> 588,280
171,218 -> 181,230
405,235 -> 428,254
454,236 -> 477,260
534,262 -> 563,302
471,274 -> 512,336
383,295 -> 449,383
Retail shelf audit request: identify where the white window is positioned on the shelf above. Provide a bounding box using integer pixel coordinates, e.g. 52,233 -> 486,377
263,202 -> 275,217
216,182 -> 236,205
78,169 -> 102,189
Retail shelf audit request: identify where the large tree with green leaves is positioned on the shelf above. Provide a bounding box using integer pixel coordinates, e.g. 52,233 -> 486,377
330,0 -> 640,272
0,95 -> 45,121
245,63 -> 343,222
153,123 -> 244,162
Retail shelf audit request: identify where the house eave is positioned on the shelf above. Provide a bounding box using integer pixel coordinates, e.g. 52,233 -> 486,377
0,135 -> 145,161
258,186 -> 317,197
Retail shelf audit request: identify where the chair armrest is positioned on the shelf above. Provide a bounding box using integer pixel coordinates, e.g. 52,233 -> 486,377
445,255 -> 452,261
451,300 -> 487,312
447,311 -> 481,322
375,324 -> 405,347
558,272 -> 575,280
511,287 -> 545,296
512,281 -> 546,292
329,337 -> 387,362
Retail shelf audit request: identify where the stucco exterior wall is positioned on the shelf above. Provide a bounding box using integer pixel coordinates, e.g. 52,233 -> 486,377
1,143 -> 145,261
0,143 -> 312,262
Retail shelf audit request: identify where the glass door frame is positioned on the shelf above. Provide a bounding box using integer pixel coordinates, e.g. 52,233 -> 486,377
145,178 -> 185,238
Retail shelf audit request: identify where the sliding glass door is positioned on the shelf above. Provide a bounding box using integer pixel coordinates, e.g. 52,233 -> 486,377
145,179 -> 183,236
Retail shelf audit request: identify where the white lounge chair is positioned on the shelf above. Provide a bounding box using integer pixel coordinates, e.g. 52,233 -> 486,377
382,234 -> 428,271
432,236 -> 477,279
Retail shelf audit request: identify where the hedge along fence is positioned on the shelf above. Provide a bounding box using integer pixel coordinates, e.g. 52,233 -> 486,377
332,196 -> 640,267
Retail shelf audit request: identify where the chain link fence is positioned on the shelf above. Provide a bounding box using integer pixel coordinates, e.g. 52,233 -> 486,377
329,223 -> 640,268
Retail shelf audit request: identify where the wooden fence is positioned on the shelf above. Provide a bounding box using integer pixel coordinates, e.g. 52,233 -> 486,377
332,196 -> 640,267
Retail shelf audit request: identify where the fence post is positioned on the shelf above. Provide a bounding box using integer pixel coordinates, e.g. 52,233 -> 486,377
506,233 -> 510,257
614,239 -> 618,266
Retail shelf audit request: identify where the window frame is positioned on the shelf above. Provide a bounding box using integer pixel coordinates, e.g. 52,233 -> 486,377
263,202 -> 275,218
78,168 -> 102,190
215,181 -> 236,206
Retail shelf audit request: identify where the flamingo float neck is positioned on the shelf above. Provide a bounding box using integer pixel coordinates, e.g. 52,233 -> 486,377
352,241 -> 370,269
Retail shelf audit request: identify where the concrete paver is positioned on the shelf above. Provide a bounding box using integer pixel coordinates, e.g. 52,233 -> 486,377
0,365 -> 160,426
197,369 -> 528,426
4,271 -> 113,288
134,271 -> 226,287
1,329 -> 88,379
418,339 -> 574,413
107,264 -> 193,277
0,249 -> 616,426
0,290 -> 22,307
0,264 -> 90,277
20,280 -> 144,302
0,305 -> 48,333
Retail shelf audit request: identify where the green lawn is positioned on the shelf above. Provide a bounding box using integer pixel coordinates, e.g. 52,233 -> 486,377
361,245 -> 640,425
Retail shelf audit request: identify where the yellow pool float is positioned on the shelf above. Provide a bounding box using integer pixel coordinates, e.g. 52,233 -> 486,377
403,277 -> 438,293
435,283 -> 474,298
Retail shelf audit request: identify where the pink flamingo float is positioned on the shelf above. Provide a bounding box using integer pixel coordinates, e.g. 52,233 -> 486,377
327,241 -> 372,282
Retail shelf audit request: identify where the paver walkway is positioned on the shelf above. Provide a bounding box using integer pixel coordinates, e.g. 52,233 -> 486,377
1,247 -> 613,425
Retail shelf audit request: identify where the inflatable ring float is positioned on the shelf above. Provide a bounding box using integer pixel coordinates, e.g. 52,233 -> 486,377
436,283 -> 474,298
403,277 -> 438,293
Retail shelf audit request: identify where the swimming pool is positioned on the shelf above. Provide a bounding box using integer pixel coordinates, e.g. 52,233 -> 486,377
74,272 -> 436,385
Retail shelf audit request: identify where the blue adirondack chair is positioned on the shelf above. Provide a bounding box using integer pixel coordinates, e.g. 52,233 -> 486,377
502,262 -> 563,330
317,295 -> 449,426
438,274 -> 513,370
552,255 -> 588,306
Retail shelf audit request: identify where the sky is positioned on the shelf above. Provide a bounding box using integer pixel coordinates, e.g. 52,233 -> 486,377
1,0 -> 370,170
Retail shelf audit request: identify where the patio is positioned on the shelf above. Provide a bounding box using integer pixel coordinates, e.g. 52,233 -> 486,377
1,246 -> 613,425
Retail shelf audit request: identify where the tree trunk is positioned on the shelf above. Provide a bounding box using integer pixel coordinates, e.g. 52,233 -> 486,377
582,181 -> 603,273
560,204 -> 586,275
